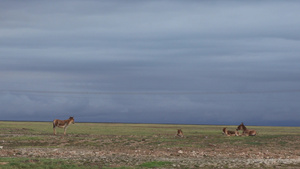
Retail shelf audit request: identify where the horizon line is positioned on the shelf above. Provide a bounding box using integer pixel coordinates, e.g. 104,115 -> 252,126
1,89 -> 300,95
0,120 -> 299,127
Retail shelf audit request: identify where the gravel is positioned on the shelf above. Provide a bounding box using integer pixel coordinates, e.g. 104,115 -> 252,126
1,147 -> 300,168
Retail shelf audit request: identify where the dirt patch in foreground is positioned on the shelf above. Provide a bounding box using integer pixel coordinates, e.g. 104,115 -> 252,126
1,133 -> 300,168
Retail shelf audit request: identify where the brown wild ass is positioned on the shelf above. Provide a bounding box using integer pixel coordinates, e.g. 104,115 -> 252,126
53,117 -> 75,135
236,122 -> 256,136
222,127 -> 239,136
175,129 -> 184,138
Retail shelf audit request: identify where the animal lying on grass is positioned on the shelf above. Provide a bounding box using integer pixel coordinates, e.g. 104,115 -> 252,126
175,129 -> 184,138
237,122 -> 256,136
222,127 -> 240,136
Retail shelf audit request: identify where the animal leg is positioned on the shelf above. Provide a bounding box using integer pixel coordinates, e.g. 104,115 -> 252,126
53,120 -> 57,135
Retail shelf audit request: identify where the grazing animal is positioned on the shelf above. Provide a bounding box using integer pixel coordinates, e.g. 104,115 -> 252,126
175,129 -> 184,138
223,127 -> 239,136
236,122 -> 256,136
53,117 -> 75,135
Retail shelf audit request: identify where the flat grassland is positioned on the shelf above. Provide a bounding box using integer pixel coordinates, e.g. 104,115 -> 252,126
0,121 -> 300,168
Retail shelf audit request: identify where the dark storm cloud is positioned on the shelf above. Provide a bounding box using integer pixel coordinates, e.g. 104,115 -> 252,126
1,1 -> 300,126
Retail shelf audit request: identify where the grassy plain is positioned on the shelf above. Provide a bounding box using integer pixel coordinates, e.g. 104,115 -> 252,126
0,121 -> 300,168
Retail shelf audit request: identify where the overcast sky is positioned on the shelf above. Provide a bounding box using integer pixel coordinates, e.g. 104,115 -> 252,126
1,1 -> 300,126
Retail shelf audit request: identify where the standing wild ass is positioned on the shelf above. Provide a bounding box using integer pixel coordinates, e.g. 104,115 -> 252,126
53,117 -> 75,135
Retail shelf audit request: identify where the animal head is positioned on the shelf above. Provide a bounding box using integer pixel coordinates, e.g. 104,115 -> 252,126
236,122 -> 245,130
176,129 -> 184,137
222,128 -> 227,133
69,117 -> 75,124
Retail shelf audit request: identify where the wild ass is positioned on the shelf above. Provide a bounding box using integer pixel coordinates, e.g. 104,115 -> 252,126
223,127 -> 239,136
175,129 -> 184,138
53,117 -> 75,135
236,123 -> 256,136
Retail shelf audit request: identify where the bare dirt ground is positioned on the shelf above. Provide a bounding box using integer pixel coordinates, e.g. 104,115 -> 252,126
1,135 -> 300,168
1,124 -> 300,168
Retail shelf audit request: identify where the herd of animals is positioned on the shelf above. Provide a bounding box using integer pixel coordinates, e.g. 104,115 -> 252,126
175,122 -> 256,138
53,117 -> 256,137
222,122 -> 256,136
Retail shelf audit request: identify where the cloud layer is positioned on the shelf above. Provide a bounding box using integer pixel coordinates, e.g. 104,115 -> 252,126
1,1 -> 300,126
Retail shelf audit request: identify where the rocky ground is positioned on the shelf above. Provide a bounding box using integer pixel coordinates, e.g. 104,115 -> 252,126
1,133 -> 300,168
1,147 -> 300,168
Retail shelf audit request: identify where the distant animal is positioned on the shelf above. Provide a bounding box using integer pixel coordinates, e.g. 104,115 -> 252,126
53,117 -> 75,135
236,122 -> 256,136
223,127 -> 239,136
175,129 -> 184,138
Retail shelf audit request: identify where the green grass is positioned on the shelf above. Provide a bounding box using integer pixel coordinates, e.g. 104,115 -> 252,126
9,136 -> 44,141
1,121 -> 300,168
1,121 -> 298,136
1,121 -> 299,149
0,121 -> 227,136
0,157 -> 100,169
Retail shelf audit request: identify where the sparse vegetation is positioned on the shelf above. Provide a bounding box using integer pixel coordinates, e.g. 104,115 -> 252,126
0,121 -> 300,168
0,157 -> 100,169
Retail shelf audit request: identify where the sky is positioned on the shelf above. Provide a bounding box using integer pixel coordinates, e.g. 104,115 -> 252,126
1,1 -> 300,126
